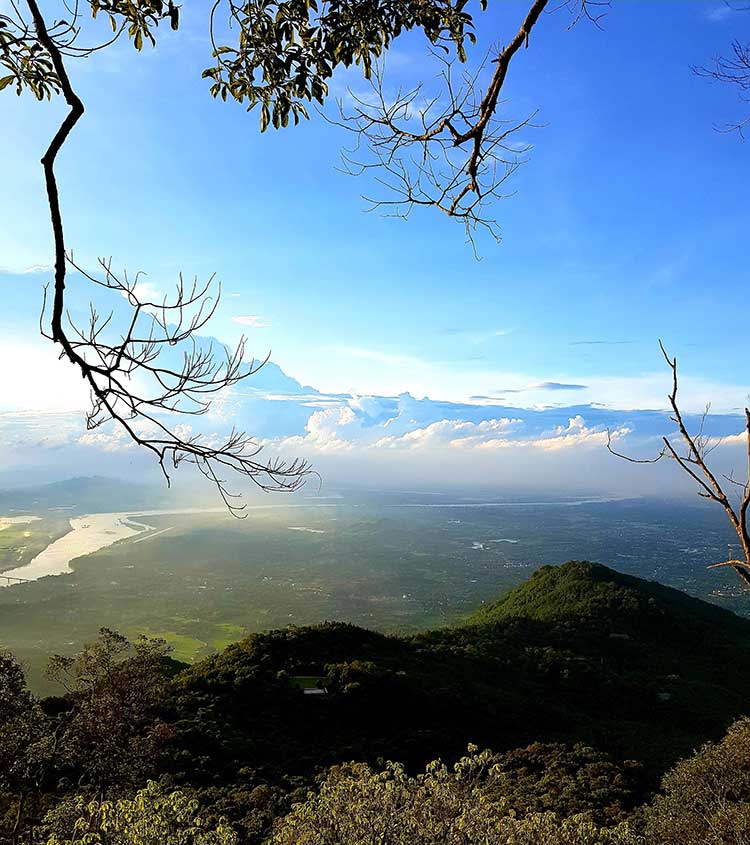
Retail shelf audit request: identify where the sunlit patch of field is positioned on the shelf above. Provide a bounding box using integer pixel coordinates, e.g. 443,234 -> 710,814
128,628 -> 209,663
0,516 -> 42,530
212,623 -> 248,651
126,621 -> 249,663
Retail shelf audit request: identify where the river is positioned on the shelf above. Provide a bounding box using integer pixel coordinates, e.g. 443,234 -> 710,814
0,506 -> 237,584
0,513 -> 151,584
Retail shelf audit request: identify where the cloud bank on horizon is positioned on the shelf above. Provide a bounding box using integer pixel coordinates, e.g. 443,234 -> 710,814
1,328 -> 748,496
1,264 -> 748,495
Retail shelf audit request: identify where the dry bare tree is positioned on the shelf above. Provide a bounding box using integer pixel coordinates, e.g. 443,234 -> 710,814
608,342 -> 750,587
2,0 -> 317,515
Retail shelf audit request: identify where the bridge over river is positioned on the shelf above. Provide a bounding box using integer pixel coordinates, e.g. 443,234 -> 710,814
0,573 -> 31,585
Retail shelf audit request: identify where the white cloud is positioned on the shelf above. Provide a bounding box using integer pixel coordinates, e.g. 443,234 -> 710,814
77,418 -> 180,453
22,265 -> 53,274
372,414 -> 629,453
78,429 -> 133,452
707,429 -> 750,447
232,315 -> 271,328
0,411 -> 80,449
2,330 -> 747,494
0,340 -> 89,413
374,417 -> 523,450
274,406 -> 359,453
706,3 -> 734,22
269,397 -> 629,458
0,264 -> 53,275
348,394 -> 392,418
254,392 -> 336,403
122,278 -> 164,306
528,416 -> 630,451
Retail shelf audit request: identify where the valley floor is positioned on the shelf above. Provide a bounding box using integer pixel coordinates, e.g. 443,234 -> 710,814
0,489 -> 744,694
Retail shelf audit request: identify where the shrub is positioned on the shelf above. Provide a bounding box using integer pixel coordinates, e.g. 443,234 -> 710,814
644,717 -> 750,845
43,781 -> 237,845
270,746 -> 641,845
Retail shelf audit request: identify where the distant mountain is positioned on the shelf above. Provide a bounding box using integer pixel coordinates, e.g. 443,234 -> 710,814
0,476 -> 165,514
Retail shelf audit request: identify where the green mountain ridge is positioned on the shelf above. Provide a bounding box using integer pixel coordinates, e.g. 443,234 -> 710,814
164,559 -> 750,803
467,559 -> 745,632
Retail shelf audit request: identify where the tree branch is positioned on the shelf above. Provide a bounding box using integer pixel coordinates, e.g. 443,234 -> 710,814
25,0 -> 311,515
331,0 -> 604,250
608,340 -> 750,587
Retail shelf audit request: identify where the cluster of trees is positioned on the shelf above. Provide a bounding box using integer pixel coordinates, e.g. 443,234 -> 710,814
270,719 -> 750,845
6,703 -> 750,844
44,784 -> 237,845
0,630 -> 175,844
269,747 -> 640,845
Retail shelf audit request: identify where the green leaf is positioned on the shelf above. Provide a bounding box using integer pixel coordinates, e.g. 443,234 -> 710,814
0,74 -> 15,91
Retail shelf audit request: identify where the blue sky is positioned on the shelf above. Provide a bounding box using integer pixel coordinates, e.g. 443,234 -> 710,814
1,0 -> 749,492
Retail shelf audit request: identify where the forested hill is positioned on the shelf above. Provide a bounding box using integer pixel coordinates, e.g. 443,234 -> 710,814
467,559 -> 747,632
168,561 -> 750,790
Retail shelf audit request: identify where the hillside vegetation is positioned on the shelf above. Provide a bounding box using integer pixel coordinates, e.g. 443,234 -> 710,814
469,560 -> 744,630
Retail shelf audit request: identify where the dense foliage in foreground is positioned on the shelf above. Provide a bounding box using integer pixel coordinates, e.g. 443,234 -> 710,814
3,561 -> 750,844
33,729 -> 750,845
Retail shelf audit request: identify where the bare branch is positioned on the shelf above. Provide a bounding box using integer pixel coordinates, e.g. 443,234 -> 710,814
605,428 -> 664,464
609,341 -> 750,588
695,37 -> 750,137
